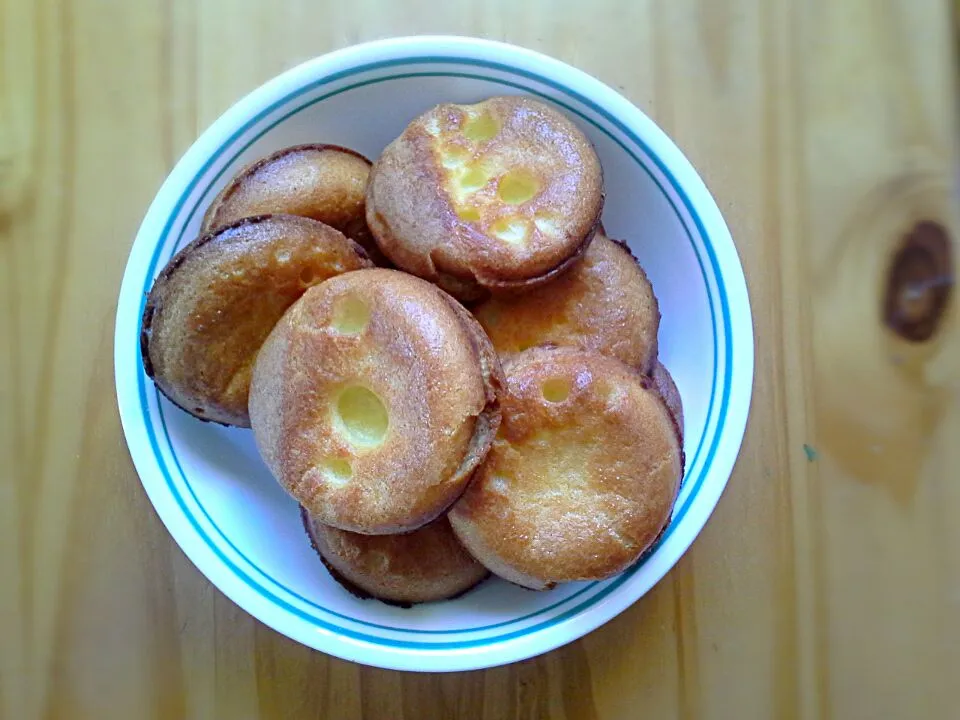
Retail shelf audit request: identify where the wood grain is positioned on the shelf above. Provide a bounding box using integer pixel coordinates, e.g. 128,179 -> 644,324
2,0 -> 958,718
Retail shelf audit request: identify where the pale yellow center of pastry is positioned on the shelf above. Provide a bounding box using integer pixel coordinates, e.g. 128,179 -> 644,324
320,458 -> 353,487
525,435 -> 590,493
462,110 -> 500,142
533,211 -> 562,237
457,206 -> 481,222
331,294 -> 370,335
334,386 -> 388,447
497,170 -> 540,205
491,419 -> 601,507
441,145 -> 470,168
456,165 -> 492,196
541,377 -> 572,403
489,216 -> 529,245
430,102 -> 561,248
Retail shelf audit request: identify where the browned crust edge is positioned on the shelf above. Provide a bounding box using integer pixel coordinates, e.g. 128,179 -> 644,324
648,363 -> 684,452
451,346 -> 683,587
627,362 -> 685,482
299,506 -> 490,608
607,234 -> 637,261
604,234 -> 662,373
139,214 -> 371,425
629,386 -> 687,567
411,287 -> 505,522
434,288 -> 505,433
636,369 -> 686,565
370,189 -> 604,303
466,192 -> 606,303
512,345 -> 684,478
287,277 -> 506,533
201,144 -> 373,233
480,194 -> 605,293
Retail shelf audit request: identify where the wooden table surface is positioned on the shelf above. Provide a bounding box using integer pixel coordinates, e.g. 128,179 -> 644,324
3,0 -> 959,718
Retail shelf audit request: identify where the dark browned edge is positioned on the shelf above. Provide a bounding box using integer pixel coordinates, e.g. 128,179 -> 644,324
471,190 -> 606,301
433,285 -> 505,409
414,282 -> 505,523
139,214 -> 370,426
203,143 -> 373,231
298,506 -> 490,609
606,232 -> 663,373
139,216 -> 272,425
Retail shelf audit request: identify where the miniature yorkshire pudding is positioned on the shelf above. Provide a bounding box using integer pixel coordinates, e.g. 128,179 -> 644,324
472,232 -> 660,372
449,347 -> 683,590
140,214 -> 372,426
249,269 -> 503,534
201,143 -> 384,262
301,508 -> 488,605
366,96 -> 604,300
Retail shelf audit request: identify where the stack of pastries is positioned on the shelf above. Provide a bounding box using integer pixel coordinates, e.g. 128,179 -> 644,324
140,96 -> 684,606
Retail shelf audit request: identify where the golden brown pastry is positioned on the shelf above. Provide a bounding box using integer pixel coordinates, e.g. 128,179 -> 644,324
301,508 -> 488,605
651,360 -> 684,442
200,143 -> 386,263
249,268 -> 503,534
449,347 -> 683,590
472,232 -> 660,372
366,96 -> 604,300
140,214 -> 372,426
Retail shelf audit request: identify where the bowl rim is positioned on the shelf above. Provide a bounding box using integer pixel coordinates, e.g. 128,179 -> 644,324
115,35 -> 754,672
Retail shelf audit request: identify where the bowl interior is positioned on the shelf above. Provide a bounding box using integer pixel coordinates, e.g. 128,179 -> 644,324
118,45 -> 745,672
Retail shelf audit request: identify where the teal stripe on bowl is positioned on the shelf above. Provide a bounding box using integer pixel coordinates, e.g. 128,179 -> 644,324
155,72 -> 717,632
134,57 -> 733,650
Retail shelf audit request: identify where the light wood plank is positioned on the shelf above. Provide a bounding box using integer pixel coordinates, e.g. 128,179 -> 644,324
1,0 -> 957,718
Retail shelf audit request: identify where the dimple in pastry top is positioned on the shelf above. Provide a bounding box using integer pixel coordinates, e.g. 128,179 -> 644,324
472,232 -> 660,372
200,143 -> 386,264
140,214 -> 372,426
301,508 -> 489,606
365,96 -> 604,299
249,269 -> 504,534
449,346 -> 683,590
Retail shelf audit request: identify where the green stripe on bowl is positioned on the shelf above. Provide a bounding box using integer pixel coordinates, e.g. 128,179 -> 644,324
134,57 -> 733,649
158,73 -> 714,630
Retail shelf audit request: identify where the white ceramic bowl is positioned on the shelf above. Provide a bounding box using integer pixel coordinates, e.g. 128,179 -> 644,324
115,36 -> 753,672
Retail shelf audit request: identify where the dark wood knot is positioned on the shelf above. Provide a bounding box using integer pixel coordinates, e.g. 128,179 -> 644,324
883,220 -> 954,342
